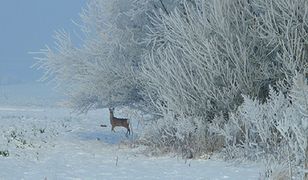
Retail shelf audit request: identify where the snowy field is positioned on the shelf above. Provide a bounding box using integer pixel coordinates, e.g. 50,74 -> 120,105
0,106 -> 262,179
0,83 -> 261,179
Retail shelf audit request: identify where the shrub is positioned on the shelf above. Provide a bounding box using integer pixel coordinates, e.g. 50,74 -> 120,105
222,73 -> 308,178
140,0 -> 308,158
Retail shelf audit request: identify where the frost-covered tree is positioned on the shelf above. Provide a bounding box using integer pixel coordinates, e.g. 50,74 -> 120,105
35,0 -> 179,112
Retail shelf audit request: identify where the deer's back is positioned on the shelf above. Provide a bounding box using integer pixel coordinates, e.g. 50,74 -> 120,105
111,117 -> 129,126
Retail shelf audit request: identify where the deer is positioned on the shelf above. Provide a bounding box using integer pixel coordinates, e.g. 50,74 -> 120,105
109,107 -> 130,135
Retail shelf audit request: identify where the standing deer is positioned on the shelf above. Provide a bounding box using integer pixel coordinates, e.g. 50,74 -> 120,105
109,108 -> 130,135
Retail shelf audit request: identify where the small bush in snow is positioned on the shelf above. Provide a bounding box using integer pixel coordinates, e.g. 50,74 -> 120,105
0,150 -> 9,157
223,73 -> 308,178
260,160 -> 290,180
140,112 -> 225,158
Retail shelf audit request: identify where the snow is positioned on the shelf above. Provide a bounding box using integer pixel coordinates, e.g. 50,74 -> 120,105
0,106 -> 261,179
0,82 -> 261,179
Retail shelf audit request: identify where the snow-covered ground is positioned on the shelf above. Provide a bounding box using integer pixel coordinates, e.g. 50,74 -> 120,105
0,106 -> 262,179
0,83 -> 262,179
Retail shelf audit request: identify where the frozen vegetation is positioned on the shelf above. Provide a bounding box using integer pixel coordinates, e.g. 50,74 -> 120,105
23,0 -> 308,179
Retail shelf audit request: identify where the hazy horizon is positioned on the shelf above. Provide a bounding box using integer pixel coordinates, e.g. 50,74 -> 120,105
0,0 -> 86,84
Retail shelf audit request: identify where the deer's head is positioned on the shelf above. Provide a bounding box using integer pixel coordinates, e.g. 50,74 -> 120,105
109,107 -> 115,113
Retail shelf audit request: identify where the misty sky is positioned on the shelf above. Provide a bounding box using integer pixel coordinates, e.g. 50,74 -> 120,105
0,0 -> 86,83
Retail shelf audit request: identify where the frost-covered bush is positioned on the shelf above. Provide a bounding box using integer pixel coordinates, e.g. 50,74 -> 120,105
140,112 -> 225,157
260,160 -> 290,180
142,0 -> 252,120
139,0 -> 308,157
142,0 -> 308,119
140,0 -> 259,156
222,73 -> 308,177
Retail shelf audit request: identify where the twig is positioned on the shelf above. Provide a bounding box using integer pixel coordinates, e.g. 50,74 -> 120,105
159,0 -> 169,15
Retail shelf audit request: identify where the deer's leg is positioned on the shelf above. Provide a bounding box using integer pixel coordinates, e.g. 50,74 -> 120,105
127,127 -> 130,135
111,126 -> 115,132
125,128 -> 130,136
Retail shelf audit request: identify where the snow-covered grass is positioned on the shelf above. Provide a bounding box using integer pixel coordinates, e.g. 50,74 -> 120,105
0,106 -> 261,179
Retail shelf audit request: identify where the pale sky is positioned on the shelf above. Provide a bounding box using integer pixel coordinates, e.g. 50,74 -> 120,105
0,0 -> 86,83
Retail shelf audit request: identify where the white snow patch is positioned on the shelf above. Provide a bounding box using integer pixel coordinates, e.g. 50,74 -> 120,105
0,107 -> 44,112
0,106 -> 261,179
